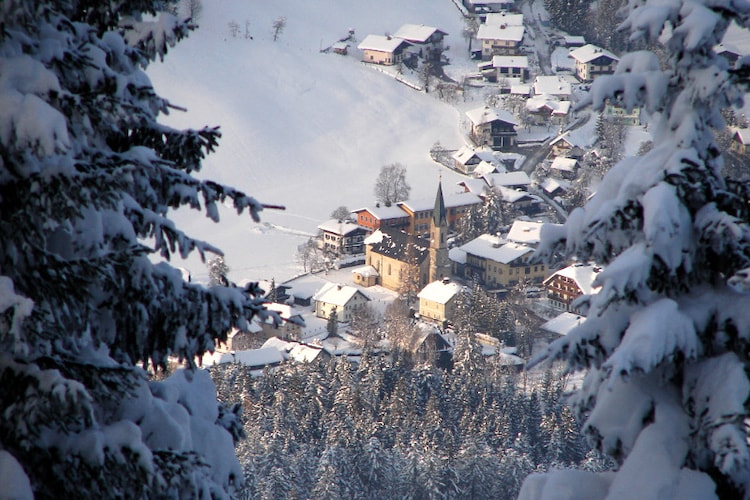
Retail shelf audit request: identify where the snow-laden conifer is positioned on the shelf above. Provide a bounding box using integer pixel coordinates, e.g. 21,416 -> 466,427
523,0 -> 750,497
0,1 -> 274,496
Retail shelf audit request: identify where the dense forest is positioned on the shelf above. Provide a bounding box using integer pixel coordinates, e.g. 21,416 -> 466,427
210,348 -> 609,499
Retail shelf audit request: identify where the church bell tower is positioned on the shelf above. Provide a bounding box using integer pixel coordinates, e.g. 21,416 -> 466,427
429,181 -> 451,283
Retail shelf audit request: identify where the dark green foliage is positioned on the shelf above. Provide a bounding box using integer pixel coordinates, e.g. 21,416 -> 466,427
210,359 -> 601,499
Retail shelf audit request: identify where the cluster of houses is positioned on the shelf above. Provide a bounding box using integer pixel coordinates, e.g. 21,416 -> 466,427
357,23 -> 448,67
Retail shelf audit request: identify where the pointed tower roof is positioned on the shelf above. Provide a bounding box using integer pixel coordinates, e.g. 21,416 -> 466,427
433,181 -> 447,226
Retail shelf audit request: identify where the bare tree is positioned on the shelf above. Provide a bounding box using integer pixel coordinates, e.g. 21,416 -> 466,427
329,206 -> 351,221
374,162 -> 411,207
227,20 -> 240,38
183,0 -> 203,23
272,16 -> 287,42
462,16 -> 479,54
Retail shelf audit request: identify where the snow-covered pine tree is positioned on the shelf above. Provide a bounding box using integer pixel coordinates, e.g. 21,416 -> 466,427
522,0 -> 750,498
0,1 -> 275,497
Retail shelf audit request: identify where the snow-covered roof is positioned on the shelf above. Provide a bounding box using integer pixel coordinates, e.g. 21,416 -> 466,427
358,34 -> 411,52
526,95 -> 571,115
473,161 -> 499,177
399,191 -> 482,212
506,220 -> 544,245
484,170 -> 530,188
457,178 -> 488,195
417,279 -> 462,304
492,55 -> 529,68
569,44 -> 619,64
510,83 -> 532,96
449,247 -> 467,265
393,24 -> 446,43
234,347 -> 285,368
477,24 -> 524,42
363,229 -> 386,245
317,218 -> 364,236
459,235 -> 534,264
550,130 -> 587,148
265,303 -> 301,322
533,75 -> 571,96
452,145 -> 496,165
351,265 -> 379,277
545,263 -> 602,295
353,204 -> 409,220
540,312 -> 585,336
466,106 -> 518,126
313,282 -> 369,306
261,336 -> 295,355
484,12 -> 524,27
564,35 -> 586,46
550,156 -> 578,171
735,128 -> 750,144
540,177 -> 569,195
496,185 -> 534,203
288,343 -> 328,363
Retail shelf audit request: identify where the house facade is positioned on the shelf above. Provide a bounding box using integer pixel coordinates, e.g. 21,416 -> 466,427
417,279 -> 462,323
466,106 -> 518,151
353,205 -> 410,232
543,263 -> 602,314
358,34 -> 412,65
317,219 -> 369,255
398,191 -> 482,234
451,146 -> 498,175
393,24 -> 448,61
568,44 -> 619,81
476,24 -> 525,59
260,303 -> 304,341
491,55 -> 530,82
313,283 -> 370,322
549,157 -> 579,180
459,235 -> 546,288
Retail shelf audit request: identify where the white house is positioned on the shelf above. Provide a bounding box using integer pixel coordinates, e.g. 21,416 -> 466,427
533,75 -> 572,100
491,55 -> 530,82
476,24 -> 525,59
313,283 -> 370,321
393,24 -> 447,60
568,44 -> 619,81
318,219 -> 369,255
417,279 -> 462,322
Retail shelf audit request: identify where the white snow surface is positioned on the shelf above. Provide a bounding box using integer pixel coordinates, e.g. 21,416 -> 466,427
0,451 -> 33,500
147,0 -> 475,283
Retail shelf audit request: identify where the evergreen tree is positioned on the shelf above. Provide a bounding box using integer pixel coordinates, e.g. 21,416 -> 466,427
208,255 -> 231,286
526,0 -> 750,496
0,1 -> 274,496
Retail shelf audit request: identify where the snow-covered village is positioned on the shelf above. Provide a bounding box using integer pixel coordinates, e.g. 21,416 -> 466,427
4,0 -> 750,498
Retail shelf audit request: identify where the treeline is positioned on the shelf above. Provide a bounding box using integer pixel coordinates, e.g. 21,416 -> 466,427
210,348 -> 610,499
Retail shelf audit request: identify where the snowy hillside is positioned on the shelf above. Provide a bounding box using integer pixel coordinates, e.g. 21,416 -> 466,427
148,0 -> 481,282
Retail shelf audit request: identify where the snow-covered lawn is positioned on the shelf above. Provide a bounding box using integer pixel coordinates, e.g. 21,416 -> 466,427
148,0 -> 487,284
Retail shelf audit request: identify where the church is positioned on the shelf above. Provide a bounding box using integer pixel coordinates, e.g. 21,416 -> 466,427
361,182 -> 452,293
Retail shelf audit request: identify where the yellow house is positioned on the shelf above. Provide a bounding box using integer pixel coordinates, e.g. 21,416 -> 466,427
459,234 -> 546,288
358,34 -> 412,66
417,279 -> 462,323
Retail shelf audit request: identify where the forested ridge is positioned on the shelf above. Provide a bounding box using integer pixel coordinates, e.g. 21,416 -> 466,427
210,350 -> 607,499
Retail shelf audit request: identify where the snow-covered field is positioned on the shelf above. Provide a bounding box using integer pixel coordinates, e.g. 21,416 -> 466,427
148,0 -> 487,283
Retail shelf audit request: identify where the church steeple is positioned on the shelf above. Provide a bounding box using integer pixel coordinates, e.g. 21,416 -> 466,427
433,180 -> 447,227
429,180 -> 450,283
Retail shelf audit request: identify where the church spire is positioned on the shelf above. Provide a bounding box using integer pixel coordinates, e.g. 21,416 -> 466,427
433,179 -> 446,227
